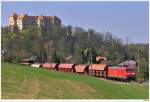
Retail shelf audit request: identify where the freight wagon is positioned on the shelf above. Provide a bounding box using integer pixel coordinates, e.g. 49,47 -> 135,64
88,64 -> 108,77
30,63 -> 42,68
57,63 -> 76,72
74,64 -> 89,74
42,63 -> 58,71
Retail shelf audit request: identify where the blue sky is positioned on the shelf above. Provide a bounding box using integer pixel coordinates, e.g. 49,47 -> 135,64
1,2 -> 149,44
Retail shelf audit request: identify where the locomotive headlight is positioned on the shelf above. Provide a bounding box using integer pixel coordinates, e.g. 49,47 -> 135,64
127,73 -> 130,75
127,72 -> 136,76
89,66 -> 92,69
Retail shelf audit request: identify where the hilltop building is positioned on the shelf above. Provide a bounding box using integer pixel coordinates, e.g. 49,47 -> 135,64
8,12 -> 61,33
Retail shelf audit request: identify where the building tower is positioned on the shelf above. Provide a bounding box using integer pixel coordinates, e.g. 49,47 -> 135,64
8,12 -> 18,32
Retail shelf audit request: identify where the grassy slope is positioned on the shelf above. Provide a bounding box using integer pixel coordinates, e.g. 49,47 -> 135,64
2,63 -> 149,99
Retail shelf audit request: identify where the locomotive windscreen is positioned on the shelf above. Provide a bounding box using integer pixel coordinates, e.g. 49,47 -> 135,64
126,67 -> 136,72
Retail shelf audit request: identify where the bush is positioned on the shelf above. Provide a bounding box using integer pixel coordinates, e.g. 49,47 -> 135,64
12,57 -> 21,64
136,59 -> 149,81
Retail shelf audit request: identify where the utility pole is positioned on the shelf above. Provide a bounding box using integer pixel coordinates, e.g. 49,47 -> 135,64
88,31 -> 91,64
91,50 -> 92,64
81,51 -> 82,64
137,49 -> 140,81
88,30 -> 93,75
123,55 -> 125,66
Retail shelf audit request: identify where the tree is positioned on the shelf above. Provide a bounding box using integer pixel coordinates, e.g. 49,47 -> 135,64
39,47 -> 47,63
51,51 -> 64,63
80,47 -> 97,64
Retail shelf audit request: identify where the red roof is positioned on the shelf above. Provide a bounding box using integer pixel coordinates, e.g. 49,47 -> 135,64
96,56 -> 107,62
75,64 -> 87,72
17,14 -> 27,20
89,64 -> 107,70
27,16 -> 37,20
58,63 -> 74,69
10,13 -> 60,22
42,63 -> 57,68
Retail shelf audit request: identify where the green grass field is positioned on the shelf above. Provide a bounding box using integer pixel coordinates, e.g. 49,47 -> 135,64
1,63 -> 149,99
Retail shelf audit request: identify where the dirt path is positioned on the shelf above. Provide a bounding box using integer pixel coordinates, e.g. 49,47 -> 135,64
27,78 -> 39,98
22,77 -> 27,86
21,76 -> 39,98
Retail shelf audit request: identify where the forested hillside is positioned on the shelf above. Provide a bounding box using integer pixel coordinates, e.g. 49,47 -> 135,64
1,25 -> 149,79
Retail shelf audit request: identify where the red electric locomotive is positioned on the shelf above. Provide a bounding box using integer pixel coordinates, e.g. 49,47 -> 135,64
107,66 -> 136,81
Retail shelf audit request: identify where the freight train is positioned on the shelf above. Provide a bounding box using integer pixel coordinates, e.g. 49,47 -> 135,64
20,61 -> 136,81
